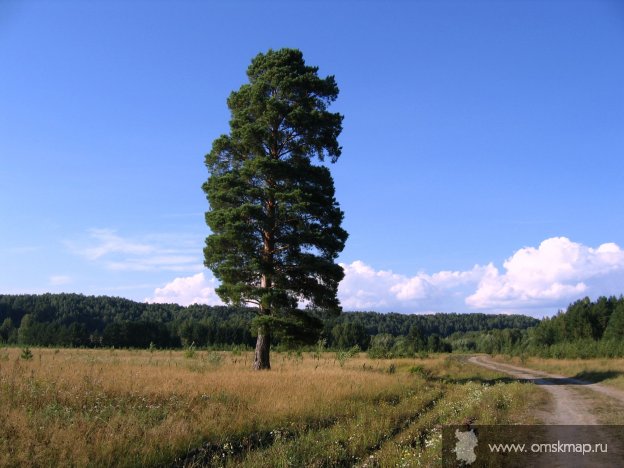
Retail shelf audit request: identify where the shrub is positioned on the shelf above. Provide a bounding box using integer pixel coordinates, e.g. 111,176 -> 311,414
206,351 -> 223,366
21,347 -> 33,360
184,342 -> 196,359
408,365 -> 431,378
313,339 -> 326,361
367,334 -> 395,359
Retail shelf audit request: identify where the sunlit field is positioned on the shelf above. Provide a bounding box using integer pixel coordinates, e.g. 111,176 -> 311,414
0,348 -> 543,467
492,355 -> 624,392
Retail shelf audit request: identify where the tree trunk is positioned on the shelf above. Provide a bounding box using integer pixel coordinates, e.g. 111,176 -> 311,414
255,168 -> 275,371
253,330 -> 271,370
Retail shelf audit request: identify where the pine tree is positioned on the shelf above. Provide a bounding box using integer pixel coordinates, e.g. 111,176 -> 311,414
203,49 -> 348,369
603,301 -> 624,341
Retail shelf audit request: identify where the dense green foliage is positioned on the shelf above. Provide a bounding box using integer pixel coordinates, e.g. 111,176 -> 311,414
449,296 -> 624,358
5,293 -> 621,358
326,311 -> 536,357
203,48 -> 348,368
0,293 -> 538,351
0,294 -> 254,349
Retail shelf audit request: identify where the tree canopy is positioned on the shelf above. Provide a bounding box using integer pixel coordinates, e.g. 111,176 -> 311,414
0,293 -> 539,351
203,49 -> 348,369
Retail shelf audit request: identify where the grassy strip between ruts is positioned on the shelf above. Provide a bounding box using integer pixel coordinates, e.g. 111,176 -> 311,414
237,357 -> 542,467
0,348 -> 542,467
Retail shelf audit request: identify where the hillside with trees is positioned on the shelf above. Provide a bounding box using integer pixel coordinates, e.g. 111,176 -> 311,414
449,296 -> 624,358
5,293 -> 622,358
0,293 -> 537,351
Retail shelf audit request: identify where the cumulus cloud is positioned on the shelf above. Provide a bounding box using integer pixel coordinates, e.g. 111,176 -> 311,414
466,237 -> 624,311
146,237 -> 624,315
338,260 -> 485,312
339,237 -> 624,314
146,272 -> 224,306
337,261 -> 407,310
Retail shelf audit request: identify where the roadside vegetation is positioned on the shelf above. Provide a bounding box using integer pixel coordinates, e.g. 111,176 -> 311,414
0,348 -> 542,467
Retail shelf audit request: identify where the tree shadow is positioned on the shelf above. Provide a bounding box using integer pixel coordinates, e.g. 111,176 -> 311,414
439,376 -> 518,385
529,370 -> 624,386
443,371 -> 624,386
572,370 -> 624,383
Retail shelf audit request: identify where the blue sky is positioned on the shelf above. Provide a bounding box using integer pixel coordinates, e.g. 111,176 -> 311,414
1,1 -> 623,316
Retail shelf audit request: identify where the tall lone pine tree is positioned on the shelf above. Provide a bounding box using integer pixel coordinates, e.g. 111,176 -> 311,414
203,49 -> 348,370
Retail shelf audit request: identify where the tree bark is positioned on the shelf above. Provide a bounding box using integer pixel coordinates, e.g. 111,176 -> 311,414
252,330 -> 271,370
254,174 -> 275,371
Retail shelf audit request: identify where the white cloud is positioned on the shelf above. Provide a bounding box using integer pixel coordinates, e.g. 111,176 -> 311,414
146,272 -> 224,306
338,260 -> 485,312
466,237 -> 624,311
145,237 -> 624,315
338,261 -> 407,310
338,237 -> 624,315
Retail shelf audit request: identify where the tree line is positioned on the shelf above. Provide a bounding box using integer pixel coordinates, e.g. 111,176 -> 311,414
449,296 -> 624,358
0,293 -> 538,351
3,293 -> 622,357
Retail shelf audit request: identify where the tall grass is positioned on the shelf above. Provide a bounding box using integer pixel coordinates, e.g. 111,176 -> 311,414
0,349 -> 541,467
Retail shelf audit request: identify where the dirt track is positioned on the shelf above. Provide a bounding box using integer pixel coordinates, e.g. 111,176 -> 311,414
468,355 -> 624,425
468,356 -> 624,466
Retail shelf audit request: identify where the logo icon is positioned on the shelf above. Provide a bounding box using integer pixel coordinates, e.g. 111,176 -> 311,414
453,428 -> 478,464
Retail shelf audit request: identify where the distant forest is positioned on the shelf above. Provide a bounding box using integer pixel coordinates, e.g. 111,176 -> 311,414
449,296 -> 624,358
0,293 -> 536,351
2,293 -> 623,358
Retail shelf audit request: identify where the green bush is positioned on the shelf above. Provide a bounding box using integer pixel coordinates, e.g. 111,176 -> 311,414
184,342 -> 196,359
21,347 -> 33,360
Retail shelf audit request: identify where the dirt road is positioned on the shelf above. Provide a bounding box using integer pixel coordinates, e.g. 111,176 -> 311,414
468,355 -> 624,425
467,356 -> 624,466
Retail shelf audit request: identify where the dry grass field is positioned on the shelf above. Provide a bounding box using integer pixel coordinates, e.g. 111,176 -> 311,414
0,347 -> 542,467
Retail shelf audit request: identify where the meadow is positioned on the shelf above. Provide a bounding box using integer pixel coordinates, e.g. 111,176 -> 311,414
0,347 -> 543,467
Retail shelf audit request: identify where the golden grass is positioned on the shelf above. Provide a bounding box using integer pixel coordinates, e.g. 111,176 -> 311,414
0,348 -> 542,467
